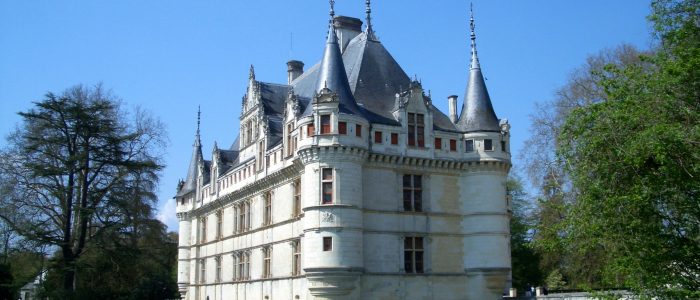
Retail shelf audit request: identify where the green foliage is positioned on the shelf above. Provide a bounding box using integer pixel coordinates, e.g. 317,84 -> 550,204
0,84 -> 168,297
558,0 -> 700,297
507,177 -> 544,291
545,269 -> 566,291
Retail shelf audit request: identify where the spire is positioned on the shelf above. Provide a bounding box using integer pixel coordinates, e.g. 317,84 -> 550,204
365,0 -> 377,40
177,107 -> 204,197
456,4 -> 500,132
469,3 -> 480,69
303,0 -> 362,116
249,64 -> 255,80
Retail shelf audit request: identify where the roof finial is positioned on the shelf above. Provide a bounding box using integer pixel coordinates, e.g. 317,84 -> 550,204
196,105 -> 201,138
365,0 -> 377,40
329,0 -> 335,19
469,3 -> 481,69
249,64 -> 255,79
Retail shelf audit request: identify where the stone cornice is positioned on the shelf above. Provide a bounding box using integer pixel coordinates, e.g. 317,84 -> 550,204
298,146 -> 368,164
366,152 -> 511,174
188,159 -> 304,217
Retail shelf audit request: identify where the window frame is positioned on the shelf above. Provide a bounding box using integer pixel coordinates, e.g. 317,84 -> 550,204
320,115 -> 331,134
484,139 -> 494,151
307,123 -> 315,137
262,246 -> 272,278
321,168 -> 334,204
293,179 -> 302,217
407,113 -> 425,147
465,139 -> 474,152
374,131 -> 383,143
323,236 -> 332,252
355,124 -> 362,137
391,132 -> 399,145
404,236 -> 424,274
402,174 -> 423,212
216,210 -> 223,240
434,137 -> 442,150
449,139 -> 457,152
263,191 -> 272,226
338,121 -> 347,135
292,239 -> 301,276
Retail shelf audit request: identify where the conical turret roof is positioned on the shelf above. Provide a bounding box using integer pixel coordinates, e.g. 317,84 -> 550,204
177,109 -> 203,197
302,3 -> 362,117
457,7 -> 500,132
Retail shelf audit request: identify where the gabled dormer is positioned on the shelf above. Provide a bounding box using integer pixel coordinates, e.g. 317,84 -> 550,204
240,65 -> 262,150
393,80 -> 434,150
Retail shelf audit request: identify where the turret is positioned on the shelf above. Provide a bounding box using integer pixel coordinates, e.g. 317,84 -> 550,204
457,6 -> 512,299
175,108 -> 202,299
299,2 -> 366,298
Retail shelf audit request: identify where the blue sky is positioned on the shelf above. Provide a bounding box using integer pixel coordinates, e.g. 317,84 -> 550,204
0,1 -> 652,231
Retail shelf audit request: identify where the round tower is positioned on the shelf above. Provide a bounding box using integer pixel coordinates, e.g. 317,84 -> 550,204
456,6 -> 512,299
296,3 -> 370,298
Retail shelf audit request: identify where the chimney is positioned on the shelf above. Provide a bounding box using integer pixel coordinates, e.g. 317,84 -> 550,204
448,95 -> 458,123
287,60 -> 304,84
333,16 -> 363,52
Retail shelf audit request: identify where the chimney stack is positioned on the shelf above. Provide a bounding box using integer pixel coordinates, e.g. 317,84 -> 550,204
448,95 -> 458,123
287,60 -> 304,84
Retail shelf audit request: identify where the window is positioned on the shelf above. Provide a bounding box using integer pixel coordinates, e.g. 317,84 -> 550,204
216,210 -> 223,239
263,192 -> 272,225
484,139 -> 493,151
199,259 -> 206,283
320,115 -> 331,134
404,237 -> 424,273
465,139 -> 474,152
262,247 -> 272,278
215,256 -> 222,282
245,202 -> 251,230
258,141 -> 264,171
323,237 -> 332,251
236,251 -> 250,280
286,123 -> 295,156
321,168 -> 333,204
355,124 -> 362,137
292,240 -> 301,275
449,139 -> 457,151
233,253 -> 239,280
374,131 -> 383,143
237,204 -> 245,232
408,113 -> 425,147
307,123 -> 315,137
434,138 -> 442,150
501,141 -> 506,152
391,133 -> 398,145
293,179 -> 301,217
403,175 -> 423,212
339,121 -> 347,134
200,217 -> 207,243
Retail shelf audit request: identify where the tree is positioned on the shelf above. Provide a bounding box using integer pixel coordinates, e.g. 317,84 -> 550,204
522,44 -> 646,290
507,176 -> 543,293
0,84 -> 166,297
558,0 -> 700,297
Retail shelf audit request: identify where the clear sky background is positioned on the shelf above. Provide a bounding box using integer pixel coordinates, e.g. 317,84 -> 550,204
0,1 -> 652,232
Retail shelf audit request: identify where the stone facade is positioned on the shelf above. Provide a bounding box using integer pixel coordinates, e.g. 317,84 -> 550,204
175,4 -> 511,300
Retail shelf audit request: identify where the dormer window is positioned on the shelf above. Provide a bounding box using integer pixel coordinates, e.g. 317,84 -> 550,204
408,113 -> 425,147
320,115 -> 331,134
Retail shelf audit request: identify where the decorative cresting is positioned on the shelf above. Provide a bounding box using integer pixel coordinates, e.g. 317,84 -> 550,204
456,4 -> 500,132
